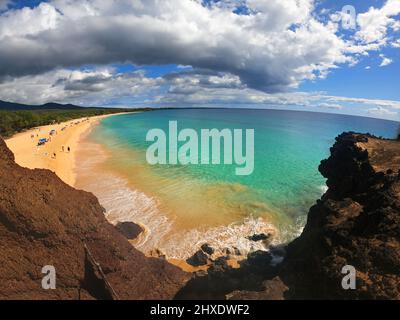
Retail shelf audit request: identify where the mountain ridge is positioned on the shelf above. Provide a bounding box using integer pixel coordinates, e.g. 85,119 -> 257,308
0,100 -> 87,110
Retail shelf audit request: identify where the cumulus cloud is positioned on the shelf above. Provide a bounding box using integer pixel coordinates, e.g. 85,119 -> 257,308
0,0 -> 398,91
341,0 -> 400,62
0,0 -> 398,121
0,0 -> 352,93
0,3 -> 60,38
0,67 -> 163,106
356,0 -> 400,45
379,54 -> 393,67
393,39 -> 400,48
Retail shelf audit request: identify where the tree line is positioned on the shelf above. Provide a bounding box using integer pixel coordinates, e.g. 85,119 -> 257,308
0,108 -> 149,138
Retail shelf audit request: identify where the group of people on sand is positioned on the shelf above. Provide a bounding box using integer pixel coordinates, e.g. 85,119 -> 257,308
52,146 -> 71,159
34,118 -> 87,160
34,127 -> 71,160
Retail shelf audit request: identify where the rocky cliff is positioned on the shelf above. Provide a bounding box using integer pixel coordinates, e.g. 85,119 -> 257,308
280,133 -> 400,299
176,133 -> 400,300
0,138 -> 189,300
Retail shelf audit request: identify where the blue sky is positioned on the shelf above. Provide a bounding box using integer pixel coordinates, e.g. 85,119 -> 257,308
7,0 -> 43,8
300,0 -> 399,101
300,47 -> 400,101
0,0 -> 399,120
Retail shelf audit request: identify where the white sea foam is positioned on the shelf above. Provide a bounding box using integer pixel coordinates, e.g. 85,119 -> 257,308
80,167 -> 285,259
80,172 -> 174,253
319,184 -> 328,194
160,217 -> 279,260
90,173 -> 283,259
102,182 -> 170,245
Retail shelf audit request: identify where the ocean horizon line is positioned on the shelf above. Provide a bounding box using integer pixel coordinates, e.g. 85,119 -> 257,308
102,106 -> 400,124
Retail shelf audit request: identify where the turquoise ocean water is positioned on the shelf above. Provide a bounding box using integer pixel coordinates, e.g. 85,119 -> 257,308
85,109 -> 398,258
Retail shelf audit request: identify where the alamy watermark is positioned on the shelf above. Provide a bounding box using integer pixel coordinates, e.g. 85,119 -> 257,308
41,265 -> 56,290
146,121 -> 254,176
341,5 -> 357,30
341,265 -> 356,290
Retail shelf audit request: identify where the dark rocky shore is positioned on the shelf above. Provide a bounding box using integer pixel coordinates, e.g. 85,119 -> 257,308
0,132 -> 399,300
279,133 -> 400,299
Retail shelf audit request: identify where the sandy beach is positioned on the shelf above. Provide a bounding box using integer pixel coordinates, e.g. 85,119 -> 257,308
5,114 -> 124,187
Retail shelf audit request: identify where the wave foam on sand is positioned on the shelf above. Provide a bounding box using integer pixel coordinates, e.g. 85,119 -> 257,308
80,169 -> 283,259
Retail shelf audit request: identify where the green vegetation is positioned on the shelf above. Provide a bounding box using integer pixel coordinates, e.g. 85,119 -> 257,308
0,108 -> 149,138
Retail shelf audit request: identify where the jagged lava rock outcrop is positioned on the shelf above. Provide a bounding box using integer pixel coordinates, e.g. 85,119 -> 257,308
0,138 -> 189,300
281,133 -> 400,299
177,132 -> 400,300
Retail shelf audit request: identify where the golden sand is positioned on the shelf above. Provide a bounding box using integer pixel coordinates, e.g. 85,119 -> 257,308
5,113 -> 125,187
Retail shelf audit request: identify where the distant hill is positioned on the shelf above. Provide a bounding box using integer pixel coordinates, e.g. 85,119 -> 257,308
0,100 -> 86,111
0,101 -> 152,137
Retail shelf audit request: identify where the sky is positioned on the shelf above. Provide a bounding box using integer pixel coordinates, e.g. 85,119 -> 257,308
0,0 -> 399,121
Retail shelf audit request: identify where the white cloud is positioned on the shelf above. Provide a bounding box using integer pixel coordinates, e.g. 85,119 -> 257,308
0,0 -> 397,93
0,0 -> 351,92
379,54 -> 393,67
356,0 -> 400,45
368,106 -> 397,116
0,67 -> 163,106
323,95 -> 400,110
0,3 -> 60,39
317,103 -> 343,110
0,0 -> 398,121
392,39 -> 400,48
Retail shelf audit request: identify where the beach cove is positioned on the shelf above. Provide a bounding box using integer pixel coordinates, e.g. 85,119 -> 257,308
5,109 -> 400,272
71,109 -> 400,264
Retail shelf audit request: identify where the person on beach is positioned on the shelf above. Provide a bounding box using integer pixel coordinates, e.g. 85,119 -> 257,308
62,146 -> 64,152
53,153 -> 57,159
67,146 -> 70,153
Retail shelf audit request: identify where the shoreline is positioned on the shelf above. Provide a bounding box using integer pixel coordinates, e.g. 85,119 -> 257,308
5,113 -> 128,187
